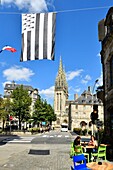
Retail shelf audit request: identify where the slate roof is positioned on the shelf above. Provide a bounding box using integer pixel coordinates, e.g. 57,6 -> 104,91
4,83 -> 34,92
69,86 -> 102,105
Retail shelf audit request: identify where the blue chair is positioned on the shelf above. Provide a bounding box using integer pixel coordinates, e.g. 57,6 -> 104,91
71,154 -> 91,170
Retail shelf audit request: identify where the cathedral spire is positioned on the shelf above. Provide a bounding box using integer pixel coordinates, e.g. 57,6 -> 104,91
58,56 -> 63,75
55,57 -> 68,95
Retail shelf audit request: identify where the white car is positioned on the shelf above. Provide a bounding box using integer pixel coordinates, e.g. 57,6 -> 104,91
61,123 -> 68,132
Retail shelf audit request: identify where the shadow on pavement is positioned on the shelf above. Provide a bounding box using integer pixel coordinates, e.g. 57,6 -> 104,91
0,134 -> 21,146
70,131 -> 77,136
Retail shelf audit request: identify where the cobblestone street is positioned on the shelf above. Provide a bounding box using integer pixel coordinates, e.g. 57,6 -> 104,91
0,143 -> 72,170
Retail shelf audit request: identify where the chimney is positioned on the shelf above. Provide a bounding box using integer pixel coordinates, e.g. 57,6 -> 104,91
12,80 -> 15,87
74,94 -> 78,100
88,86 -> 91,92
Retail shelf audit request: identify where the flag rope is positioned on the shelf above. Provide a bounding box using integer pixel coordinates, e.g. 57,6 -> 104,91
0,5 -> 112,15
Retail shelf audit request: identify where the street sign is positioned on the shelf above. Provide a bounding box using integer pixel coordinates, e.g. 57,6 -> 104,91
42,122 -> 46,125
9,116 -> 13,121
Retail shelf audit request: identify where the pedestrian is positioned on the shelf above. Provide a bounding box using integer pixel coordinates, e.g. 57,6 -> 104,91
88,135 -> 98,148
73,136 -> 81,148
40,126 -> 43,133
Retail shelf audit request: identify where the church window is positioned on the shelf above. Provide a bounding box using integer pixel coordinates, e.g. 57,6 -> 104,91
75,105 -> 78,109
57,93 -> 59,110
57,118 -> 60,125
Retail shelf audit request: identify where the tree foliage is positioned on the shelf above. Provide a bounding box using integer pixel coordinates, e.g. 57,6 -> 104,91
0,97 -> 11,130
32,96 -> 56,125
11,85 -> 32,130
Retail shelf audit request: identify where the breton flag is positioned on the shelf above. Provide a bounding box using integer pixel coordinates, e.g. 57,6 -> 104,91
0,45 -> 17,53
20,12 -> 56,62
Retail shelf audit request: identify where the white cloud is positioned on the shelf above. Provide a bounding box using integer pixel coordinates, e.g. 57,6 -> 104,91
81,74 -> 91,84
3,65 -> 34,81
74,88 -> 81,93
97,53 -> 101,57
1,0 -> 54,12
39,86 -> 54,99
66,69 -> 83,81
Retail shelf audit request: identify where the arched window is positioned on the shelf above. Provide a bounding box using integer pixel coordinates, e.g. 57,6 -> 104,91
63,119 -> 67,124
57,118 -> 60,125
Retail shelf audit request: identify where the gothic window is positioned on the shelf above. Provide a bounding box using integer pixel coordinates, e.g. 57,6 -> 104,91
75,105 -> 78,109
57,93 -> 59,110
110,55 -> 113,87
60,93 -> 62,111
63,119 -> 67,123
57,118 -> 60,125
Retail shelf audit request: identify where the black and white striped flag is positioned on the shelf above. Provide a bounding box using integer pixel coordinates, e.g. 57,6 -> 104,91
20,12 -> 56,62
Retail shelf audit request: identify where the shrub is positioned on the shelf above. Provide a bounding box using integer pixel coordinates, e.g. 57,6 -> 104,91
88,130 -> 92,136
29,127 -> 40,134
73,128 -> 82,135
82,129 -> 87,135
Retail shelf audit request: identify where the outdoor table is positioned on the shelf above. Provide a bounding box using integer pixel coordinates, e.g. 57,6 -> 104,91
82,145 -> 96,161
87,162 -> 113,170
85,145 -> 95,149
82,145 -> 95,152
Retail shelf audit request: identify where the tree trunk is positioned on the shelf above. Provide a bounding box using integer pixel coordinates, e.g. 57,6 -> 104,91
2,119 -> 5,131
19,114 -> 21,130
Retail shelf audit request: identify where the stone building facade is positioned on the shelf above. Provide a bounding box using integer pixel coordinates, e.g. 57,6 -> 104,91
67,87 -> 103,131
98,7 -> 113,156
54,59 -> 104,130
0,81 -> 39,128
4,81 -> 39,113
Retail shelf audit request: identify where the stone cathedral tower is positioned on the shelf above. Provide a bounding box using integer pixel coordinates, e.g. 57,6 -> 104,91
54,58 -> 68,127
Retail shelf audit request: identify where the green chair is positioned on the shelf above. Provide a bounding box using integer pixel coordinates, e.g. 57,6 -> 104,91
70,142 -> 75,158
74,145 -> 89,163
91,145 -> 106,161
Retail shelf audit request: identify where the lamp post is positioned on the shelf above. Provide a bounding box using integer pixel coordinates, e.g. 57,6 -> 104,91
91,79 -> 99,135
92,79 -> 99,94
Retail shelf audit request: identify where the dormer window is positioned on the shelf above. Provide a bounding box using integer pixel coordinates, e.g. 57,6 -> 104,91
82,100 -> 85,103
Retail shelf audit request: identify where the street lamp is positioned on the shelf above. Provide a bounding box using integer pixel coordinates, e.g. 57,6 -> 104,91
92,79 -> 99,94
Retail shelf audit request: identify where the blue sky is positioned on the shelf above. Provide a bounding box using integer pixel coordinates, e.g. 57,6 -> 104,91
0,0 -> 112,105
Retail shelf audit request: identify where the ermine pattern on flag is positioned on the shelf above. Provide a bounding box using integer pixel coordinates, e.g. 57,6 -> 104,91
20,12 -> 56,61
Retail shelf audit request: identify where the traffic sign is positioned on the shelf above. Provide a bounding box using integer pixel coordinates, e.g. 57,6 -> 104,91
9,116 -> 13,121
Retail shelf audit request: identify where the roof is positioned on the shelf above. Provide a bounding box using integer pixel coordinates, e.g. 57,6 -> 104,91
4,83 -> 34,92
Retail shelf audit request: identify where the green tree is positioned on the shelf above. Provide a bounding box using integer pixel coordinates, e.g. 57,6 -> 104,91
46,104 -> 56,124
0,97 -> 11,130
11,85 -> 32,130
32,97 -> 56,126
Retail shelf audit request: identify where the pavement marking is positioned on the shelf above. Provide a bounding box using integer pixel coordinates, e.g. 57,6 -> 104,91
41,135 -> 69,138
8,140 -> 31,143
42,135 -> 49,137
2,136 -> 35,143
65,135 -> 69,138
